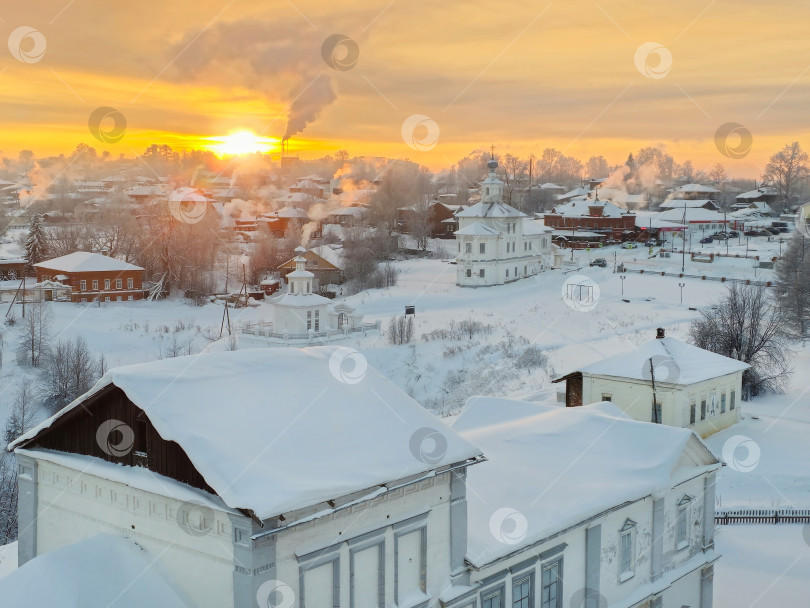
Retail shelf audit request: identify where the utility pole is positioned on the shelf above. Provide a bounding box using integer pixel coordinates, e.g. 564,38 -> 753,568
679,282 -> 685,304
724,209 -> 729,256
649,357 -> 660,423
681,203 -> 687,273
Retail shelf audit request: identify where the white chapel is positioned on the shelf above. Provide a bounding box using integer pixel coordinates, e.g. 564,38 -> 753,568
455,152 -> 553,286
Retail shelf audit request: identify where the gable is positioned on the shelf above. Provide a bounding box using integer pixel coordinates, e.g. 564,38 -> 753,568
20,385 -> 214,496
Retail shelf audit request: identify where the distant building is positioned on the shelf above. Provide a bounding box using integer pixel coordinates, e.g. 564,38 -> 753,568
670,184 -> 720,200
656,207 -> 730,234
277,245 -> 343,288
660,199 -> 719,211
734,186 -> 779,209
455,155 -> 553,286
544,197 -> 638,243
34,252 -> 145,303
0,258 -> 26,281
553,328 -> 749,437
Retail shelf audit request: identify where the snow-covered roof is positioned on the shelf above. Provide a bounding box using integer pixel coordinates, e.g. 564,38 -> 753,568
273,207 -> 308,218
674,183 -> 720,193
657,208 -> 729,224
308,245 -> 343,269
454,397 -> 719,566
660,199 -> 718,210
456,201 -> 525,219
570,336 -> 750,385
169,187 -> 213,203
522,218 -> 552,235
736,188 -> 776,200
34,252 -> 144,273
536,182 -> 565,190
0,534 -> 191,607
549,199 -> 628,218
557,187 -> 590,200
12,348 -> 482,521
455,222 -> 500,236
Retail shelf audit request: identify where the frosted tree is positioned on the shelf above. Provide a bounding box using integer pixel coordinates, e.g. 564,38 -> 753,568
24,213 -> 48,275
774,235 -> 810,338
763,141 -> 809,204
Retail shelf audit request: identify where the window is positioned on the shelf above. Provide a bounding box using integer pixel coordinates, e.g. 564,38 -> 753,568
104,279 -> 111,290
466,269 -> 472,278
92,280 -> 98,290
338,312 -> 348,329
350,541 -> 384,608
135,418 -> 148,457
127,295 -> 133,301
710,393 -> 717,416
601,394 -> 612,402
514,267 -> 517,277
513,572 -> 534,608
115,279 -> 122,289
731,390 -> 736,410
395,527 -> 426,602
80,280 -> 87,291
721,393 -> 726,413
482,586 -> 504,608
104,296 -> 110,302
301,557 -> 340,608
117,296 -> 122,301
306,310 -> 312,331
529,241 -> 533,250
486,187 -> 490,195
541,559 -> 562,608
466,242 -> 472,254
524,266 -> 527,275
700,399 -> 706,420
506,269 -> 510,278
619,519 -> 636,582
480,243 -> 486,254
458,242 -> 461,252
479,269 -> 485,278
524,242 -> 527,251
677,496 -> 692,550
690,403 -> 696,425
314,310 -> 320,332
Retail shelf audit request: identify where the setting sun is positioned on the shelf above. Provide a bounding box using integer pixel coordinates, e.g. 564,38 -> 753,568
205,131 -> 278,156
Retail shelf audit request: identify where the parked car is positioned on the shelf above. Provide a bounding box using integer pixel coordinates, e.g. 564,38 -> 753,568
778,227 -> 789,233
757,230 -> 774,237
727,230 -> 739,238
644,239 -> 660,247
590,258 -> 608,268
621,241 -> 638,249
699,237 -> 713,244
710,233 -> 727,240
744,230 -> 759,237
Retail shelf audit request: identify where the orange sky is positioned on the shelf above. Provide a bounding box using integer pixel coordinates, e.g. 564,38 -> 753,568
2,0 -> 810,176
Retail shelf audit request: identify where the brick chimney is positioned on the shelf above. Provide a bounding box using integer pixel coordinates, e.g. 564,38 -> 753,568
656,327 -> 665,339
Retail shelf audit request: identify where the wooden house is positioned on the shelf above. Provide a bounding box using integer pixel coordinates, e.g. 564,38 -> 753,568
34,251 -> 145,302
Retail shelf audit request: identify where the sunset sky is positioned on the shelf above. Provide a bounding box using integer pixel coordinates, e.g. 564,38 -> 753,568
3,0 -> 810,176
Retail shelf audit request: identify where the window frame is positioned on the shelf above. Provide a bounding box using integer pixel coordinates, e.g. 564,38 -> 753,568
104,279 -> 111,290
618,519 -> 636,583
349,538 -> 385,608
480,242 -> 486,254
480,582 -> 505,608
540,557 -> 563,608
115,278 -> 122,290
299,553 -> 340,608
79,280 -> 87,291
92,280 -> 98,291
512,569 -> 534,608
127,277 -> 134,289
393,524 -> 427,604
676,496 -> 692,551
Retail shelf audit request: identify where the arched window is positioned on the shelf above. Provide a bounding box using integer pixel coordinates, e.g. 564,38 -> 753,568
486,187 -> 490,195
338,312 -> 348,329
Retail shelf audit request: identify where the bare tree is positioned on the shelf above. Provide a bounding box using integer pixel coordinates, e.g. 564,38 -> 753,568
388,315 -> 414,345
775,234 -> 810,338
689,284 -> 792,398
42,336 -> 100,411
16,301 -> 52,367
764,141 -> 809,204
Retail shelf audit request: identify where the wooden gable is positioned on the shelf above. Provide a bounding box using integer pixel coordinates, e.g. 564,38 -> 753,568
19,385 -> 215,495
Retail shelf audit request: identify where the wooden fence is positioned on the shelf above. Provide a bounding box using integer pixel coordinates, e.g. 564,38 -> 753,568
715,508 -> 810,525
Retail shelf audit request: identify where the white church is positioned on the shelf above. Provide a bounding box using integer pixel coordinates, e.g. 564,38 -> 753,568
4,347 -> 721,608
455,155 -> 553,287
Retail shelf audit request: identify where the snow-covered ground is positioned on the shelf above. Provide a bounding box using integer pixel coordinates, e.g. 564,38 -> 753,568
714,525 -> 810,607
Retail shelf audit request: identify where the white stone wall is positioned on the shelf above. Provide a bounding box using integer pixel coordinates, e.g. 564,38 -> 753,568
31,457 -> 240,608
272,472 -> 453,607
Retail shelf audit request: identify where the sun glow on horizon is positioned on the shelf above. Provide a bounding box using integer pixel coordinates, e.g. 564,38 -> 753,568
205,130 -> 278,156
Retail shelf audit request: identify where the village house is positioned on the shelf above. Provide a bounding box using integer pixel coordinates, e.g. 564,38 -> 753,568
659,199 -> 719,212
544,196 -> 638,244
733,186 -> 779,210
455,156 -> 553,286
7,347 -> 721,608
0,258 -> 26,281
277,245 -> 344,288
553,328 -> 749,438
34,251 -> 145,303
656,208 -> 730,236
670,184 -> 720,200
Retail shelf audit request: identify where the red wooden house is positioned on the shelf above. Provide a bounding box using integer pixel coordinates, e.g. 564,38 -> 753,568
34,251 -> 146,302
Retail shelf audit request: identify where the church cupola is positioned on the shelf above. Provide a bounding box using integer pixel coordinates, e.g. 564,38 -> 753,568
480,145 -> 504,204
286,245 -> 315,295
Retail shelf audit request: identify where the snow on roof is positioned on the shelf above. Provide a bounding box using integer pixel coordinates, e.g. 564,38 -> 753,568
536,182 -> 565,190
13,348 -> 482,520
34,252 -> 144,273
660,199 -> 718,209
549,199 -> 627,218
169,187 -> 213,203
675,183 -> 720,193
572,336 -> 750,385
557,187 -> 590,200
657,208 -> 728,223
455,222 -> 500,236
0,534 -> 191,607
456,201 -> 525,219
522,218 -> 552,235
454,398 -> 718,566
274,206 -> 308,218
308,245 -> 343,269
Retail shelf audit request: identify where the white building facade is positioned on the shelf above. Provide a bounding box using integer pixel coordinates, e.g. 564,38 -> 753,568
455,157 -> 552,287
